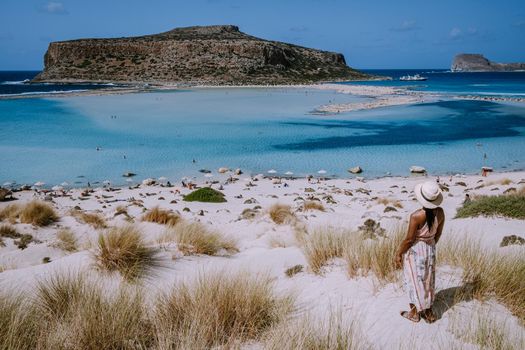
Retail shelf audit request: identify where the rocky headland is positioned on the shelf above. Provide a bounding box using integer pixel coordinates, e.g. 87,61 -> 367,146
451,53 -> 525,72
33,25 -> 370,85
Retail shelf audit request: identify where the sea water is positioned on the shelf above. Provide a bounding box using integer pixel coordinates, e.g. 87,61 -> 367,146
1,72 -> 524,187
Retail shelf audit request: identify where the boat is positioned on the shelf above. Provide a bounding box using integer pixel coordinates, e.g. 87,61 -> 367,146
399,74 -> 427,81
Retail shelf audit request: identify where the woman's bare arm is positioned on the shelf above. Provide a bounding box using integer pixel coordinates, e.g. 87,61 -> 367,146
397,211 -> 422,256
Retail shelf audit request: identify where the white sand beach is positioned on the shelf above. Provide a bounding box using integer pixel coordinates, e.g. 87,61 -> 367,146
1,170 -> 524,349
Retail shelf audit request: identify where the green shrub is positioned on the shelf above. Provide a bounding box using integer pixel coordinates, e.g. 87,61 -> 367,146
183,187 -> 226,203
456,193 -> 525,219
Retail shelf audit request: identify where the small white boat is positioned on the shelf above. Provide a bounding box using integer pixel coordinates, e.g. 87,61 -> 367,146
399,74 -> 427,81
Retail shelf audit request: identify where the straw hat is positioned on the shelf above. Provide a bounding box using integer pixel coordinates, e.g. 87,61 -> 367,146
414,181 -> 443,209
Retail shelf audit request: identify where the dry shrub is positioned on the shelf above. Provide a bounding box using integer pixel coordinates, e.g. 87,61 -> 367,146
343,226 -> 405,283
55,229 -> 78,252
264,311 -> 371,350
160,220 -> 237,256
376,197 -> 403,208
302,200 -> 325,212
0,204 -> 19,223
19,201 -> 58,226
78,212 -> 107,229
94,225 -> 160,281
438,236 -> 525,322
269,204 -> 296,224
154,271 -> 293,348
142,206 -> 180,226
302,227 -> 351,274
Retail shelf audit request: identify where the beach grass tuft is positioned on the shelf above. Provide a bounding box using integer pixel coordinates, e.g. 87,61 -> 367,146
35,272 -> 153,349
142,206 -> 180,226
438,236 -> 525,323
94,225 -> 160,281
376,197 -> 403,208
343,226 -> 404,283
183,187 -> 226,203
455,191 -> 525,219
448,307 -> 525,349
55,229 -> 78,252
0,204 -> 19,223
0,223 -> 20,239
0,293 -> 39,350
269,204 -> 296,225
302,200 -> 325,212
302,227 -> 349,274
154,271 -> 292,348
264,311 -> 371,350
19,201 -> 58,226
160,220 -> 237,255
77,212 -> 107,229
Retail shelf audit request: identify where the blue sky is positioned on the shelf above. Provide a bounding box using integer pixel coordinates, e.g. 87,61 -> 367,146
1,0 -> 524,70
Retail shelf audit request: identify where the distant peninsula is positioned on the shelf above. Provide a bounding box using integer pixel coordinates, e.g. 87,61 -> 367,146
32,25 -> 370,85
451,53 -> 525,72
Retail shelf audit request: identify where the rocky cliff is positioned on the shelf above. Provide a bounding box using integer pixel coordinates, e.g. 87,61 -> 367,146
33,25 -> 369,85
451,54 -> 525,72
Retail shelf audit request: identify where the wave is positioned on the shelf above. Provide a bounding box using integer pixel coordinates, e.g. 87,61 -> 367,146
0,89 -> 89,97
0,79 -> 30,85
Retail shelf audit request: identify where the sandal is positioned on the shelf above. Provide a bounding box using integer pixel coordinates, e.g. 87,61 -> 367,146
400,310 -> 420,323
420,311 -> 436,324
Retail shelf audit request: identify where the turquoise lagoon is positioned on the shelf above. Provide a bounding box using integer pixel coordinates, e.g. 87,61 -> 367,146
1,87 -> 525,187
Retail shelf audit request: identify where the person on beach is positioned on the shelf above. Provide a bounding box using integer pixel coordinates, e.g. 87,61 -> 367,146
395,181 -> 445,323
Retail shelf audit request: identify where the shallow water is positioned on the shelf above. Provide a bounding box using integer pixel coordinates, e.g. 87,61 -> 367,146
1,88 -> 524,187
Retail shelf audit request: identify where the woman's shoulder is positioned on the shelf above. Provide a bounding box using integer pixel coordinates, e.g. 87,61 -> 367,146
410,209 -> 426,222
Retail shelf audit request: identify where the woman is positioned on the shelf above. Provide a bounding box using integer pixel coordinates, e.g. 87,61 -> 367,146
395,181 -> 445,323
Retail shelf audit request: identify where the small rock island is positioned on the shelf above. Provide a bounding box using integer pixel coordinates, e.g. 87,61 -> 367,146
33,25 -> 369,85
451,53 -> 525,72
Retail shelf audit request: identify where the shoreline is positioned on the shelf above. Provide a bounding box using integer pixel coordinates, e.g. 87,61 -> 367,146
3,168 -> 524,192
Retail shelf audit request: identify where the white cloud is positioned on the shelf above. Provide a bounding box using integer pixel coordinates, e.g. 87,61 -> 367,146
390,20 -> 419,32
39,2 -> 68,15
449,27 -> 462,39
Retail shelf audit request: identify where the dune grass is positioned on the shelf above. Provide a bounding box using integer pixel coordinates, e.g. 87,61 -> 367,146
30,273 -> 153,349
448,307 -> 525,350
0,223 -> 19,239
94,225 -> 160,281
19,201 -> 58,226
77,212 -> 107,229
343,226 -> 405,283
160,220 -> 237,255
376,197 -> 403,208
264,311 -> 371,350
0,204 -> 19,224
2,270 -> 292,349
485,178 -> 513,186
438,236 -> 525,323
302,227 -> 350,274
0,293 -> 39,350
269,203 -> 296,225
142,206 -> 180,226
456,190 -> 525,219
183,187 -> 226,203
55,229 -> 78,252
302,200 -> 325,212
155,271 -> 293,348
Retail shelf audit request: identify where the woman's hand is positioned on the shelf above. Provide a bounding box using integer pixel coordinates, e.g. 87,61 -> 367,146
394,254 -> 403,269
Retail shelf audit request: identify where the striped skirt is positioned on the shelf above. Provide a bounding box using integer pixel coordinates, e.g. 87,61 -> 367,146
402,241 -> 436,312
